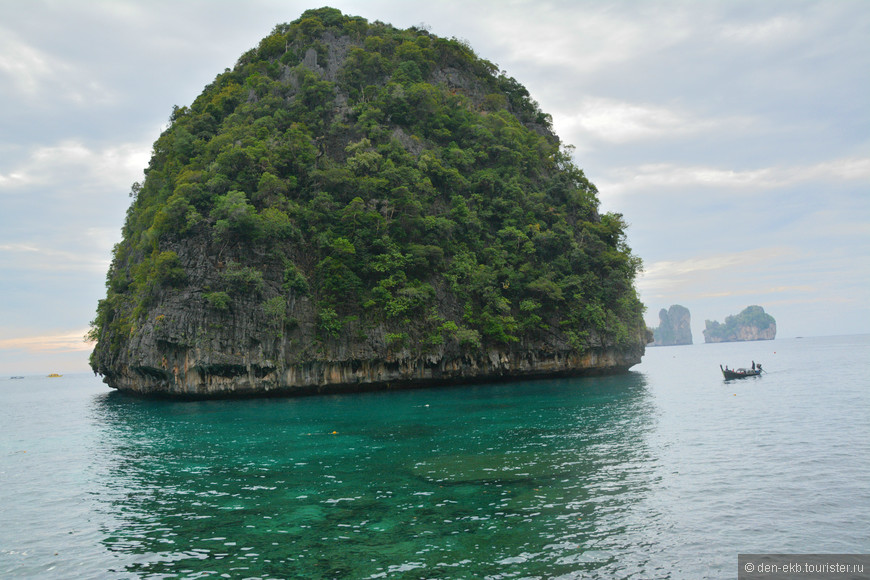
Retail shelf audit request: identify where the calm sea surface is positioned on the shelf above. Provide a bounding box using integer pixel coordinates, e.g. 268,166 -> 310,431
2,335 -> 869,579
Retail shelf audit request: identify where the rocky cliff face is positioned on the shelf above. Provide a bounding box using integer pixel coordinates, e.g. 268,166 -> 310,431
652,305 -> 692,346
98,228 -> 647,397
703,305 -> 776,343
704,324 -> 776,343
89,8 -> 649,397
108,315 -> 646,397
733,324 -> 776,341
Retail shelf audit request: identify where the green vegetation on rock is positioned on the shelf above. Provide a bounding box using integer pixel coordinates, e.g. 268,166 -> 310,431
703,305 -> 776,343
88,7 -> 648,394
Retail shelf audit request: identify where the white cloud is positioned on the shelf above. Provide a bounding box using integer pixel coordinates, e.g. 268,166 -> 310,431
0,140 -> 149,193
600,156 -> 870,196
0,171 -> 28,187
638,247 -> 792,293
0,25 -> 116,105
0,240 -> 111,273
801,157 -> 870,181
554,97 -> 755,145
693,284 -> 818,300
638,245 -> 865,309
481,2 -> 694,76
719,15 -> 803,45
0,27 -> 55,95
0,329 -> 93,353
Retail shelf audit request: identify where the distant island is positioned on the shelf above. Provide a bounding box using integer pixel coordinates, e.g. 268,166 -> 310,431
652,305 -> 692,346
703,305 -> 776,343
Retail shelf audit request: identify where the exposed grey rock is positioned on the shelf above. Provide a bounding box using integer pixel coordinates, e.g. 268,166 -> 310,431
652,305 -> 693,346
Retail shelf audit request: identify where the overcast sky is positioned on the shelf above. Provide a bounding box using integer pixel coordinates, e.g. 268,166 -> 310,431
1,0 -> 868,374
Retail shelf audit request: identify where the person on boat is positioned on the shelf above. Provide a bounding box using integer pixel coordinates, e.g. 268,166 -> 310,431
752,361 -> 756,370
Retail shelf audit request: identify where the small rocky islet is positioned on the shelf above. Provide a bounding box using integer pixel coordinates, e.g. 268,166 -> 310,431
649,304 -> 777,346
704,305 -> 776,343
88,8 -> 650,397
651,304 -> 693,346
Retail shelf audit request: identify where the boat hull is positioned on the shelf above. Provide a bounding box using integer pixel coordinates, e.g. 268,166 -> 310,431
720,365 -> 762,379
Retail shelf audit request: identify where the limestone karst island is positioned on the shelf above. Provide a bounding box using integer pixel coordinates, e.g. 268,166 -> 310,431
651,305 -> 692,346
703,305 -> 776,343
88,8 -> 649,397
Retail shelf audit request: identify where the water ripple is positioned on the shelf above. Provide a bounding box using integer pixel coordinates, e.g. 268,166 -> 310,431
1,336 -> 868,577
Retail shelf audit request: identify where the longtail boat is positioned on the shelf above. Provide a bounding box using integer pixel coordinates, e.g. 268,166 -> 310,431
720,364 -> 762,379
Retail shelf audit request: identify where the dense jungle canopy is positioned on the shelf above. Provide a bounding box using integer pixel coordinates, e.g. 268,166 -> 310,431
89,7 -> 646,380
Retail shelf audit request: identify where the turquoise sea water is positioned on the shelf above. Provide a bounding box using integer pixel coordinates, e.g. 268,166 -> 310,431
2,335 -> 869,579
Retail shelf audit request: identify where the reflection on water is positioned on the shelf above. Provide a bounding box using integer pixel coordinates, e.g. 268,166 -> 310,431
89,375 -> 660,578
